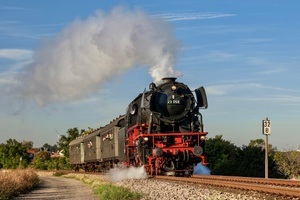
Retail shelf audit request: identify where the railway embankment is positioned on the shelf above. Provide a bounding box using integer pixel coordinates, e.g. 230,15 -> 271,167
14,170 -> 300,200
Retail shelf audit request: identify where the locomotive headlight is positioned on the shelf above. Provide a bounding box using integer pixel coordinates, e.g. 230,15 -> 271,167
171,85 -> 177,91
193,145 -> 203,156
143,137 -> 149,141
200,136 -> 206,141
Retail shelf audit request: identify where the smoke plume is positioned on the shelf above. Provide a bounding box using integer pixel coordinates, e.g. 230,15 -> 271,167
18,7 -> 181,106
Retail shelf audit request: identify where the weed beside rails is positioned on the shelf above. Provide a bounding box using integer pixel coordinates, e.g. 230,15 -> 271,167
64,173 -> 143,200
0,169 -> 40,199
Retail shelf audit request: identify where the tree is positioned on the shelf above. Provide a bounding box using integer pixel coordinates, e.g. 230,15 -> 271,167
274,150 -> 300,179
22,140 -> 33,149
42,143 -> 58,152
46,157 -> 71,170
249,139 -> 265,149
0,139 -> 32,169
31,151 -> 51,170
30,147 -> 72,170
30,128 -> 79,170
249,138 -> 277,153
205,135 -> 239,175
57,127 -> 80,158
245,139 -> 281,178
235,145 -> 265,177
205,136 -> 282,178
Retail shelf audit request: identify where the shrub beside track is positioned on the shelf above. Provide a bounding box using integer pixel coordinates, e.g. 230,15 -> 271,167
0,169 -> 39,199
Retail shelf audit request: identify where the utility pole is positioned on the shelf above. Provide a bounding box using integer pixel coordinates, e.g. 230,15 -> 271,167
19,157 -> 22,168
262,117 -> 271,179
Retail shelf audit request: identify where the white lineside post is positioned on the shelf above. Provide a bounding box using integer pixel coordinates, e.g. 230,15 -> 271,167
265,133 -> 268,179
262,117 -> 271,179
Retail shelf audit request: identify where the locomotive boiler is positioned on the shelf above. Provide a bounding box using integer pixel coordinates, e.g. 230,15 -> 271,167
69,77 -> 208,176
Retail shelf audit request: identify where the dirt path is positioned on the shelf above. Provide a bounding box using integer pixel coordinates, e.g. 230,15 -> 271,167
16,176 -> 99,200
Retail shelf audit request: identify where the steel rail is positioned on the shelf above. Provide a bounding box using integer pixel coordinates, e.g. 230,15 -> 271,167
154,176 -> 300,198
192,174 -> 300,187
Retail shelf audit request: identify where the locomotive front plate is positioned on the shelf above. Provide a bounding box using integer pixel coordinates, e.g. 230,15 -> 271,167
167,99 -> 181,104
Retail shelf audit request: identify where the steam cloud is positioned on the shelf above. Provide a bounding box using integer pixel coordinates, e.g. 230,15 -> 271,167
18,7 -> 181,106
193,163 -> 211,175
106,165 -> 148,182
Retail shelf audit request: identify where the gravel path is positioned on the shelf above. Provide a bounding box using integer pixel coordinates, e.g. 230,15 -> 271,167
16,176 -> 99,200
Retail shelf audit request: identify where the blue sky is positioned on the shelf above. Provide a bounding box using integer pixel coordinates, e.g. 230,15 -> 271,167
0,1 -> 299,150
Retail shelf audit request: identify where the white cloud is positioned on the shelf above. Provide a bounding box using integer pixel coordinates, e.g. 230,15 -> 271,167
0,18 -> 63,40
201,51 -> 238,61
246,95 -> 300,105
0,6 -> 30,11
0,59 -> 32,93
236,38 -> 274,44
0,49 -> 32,60
206,82 -> 296,96
259,66 -> 287,74
153,12 -> 236,21
206,85 -> 230,96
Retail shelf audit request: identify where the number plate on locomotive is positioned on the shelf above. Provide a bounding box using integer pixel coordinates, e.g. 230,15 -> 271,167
167,99 -> 181,104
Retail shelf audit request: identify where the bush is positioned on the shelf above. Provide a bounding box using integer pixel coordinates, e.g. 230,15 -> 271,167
31,153 -> 71,170
0,169 -> 40,199
53,171 -> 68,177
274,150 -> 300,179
94,183 -> 143,200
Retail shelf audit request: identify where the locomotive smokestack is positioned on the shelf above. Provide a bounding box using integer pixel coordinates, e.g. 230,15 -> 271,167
162,77 -> 177,83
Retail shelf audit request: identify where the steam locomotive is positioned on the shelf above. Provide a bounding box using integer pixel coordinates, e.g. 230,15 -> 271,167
69,77 -> 208,175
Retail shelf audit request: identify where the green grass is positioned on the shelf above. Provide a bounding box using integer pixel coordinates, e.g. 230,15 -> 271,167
94,183 -> 143,200
63,174 -> 143,200
52,171 -> 68,177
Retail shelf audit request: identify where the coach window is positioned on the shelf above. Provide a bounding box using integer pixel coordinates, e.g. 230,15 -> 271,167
88,141 -> 93,148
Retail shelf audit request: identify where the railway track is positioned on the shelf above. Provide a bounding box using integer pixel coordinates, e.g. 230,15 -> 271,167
154,175 -> 300,198
192,175 -> 300,188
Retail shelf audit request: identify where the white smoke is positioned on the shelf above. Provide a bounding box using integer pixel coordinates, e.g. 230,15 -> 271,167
17,6 -> 181,106
106,165 -> 148,182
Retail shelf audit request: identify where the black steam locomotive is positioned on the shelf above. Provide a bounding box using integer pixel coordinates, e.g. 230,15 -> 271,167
69,77 -> 208,175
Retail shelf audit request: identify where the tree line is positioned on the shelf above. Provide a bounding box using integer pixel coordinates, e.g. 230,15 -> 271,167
0,127 -> 80,170
0,129 -> 299,179
205,135 -> 300,179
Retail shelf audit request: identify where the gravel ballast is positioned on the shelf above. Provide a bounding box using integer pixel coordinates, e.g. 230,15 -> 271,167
114,178 -> 265,200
